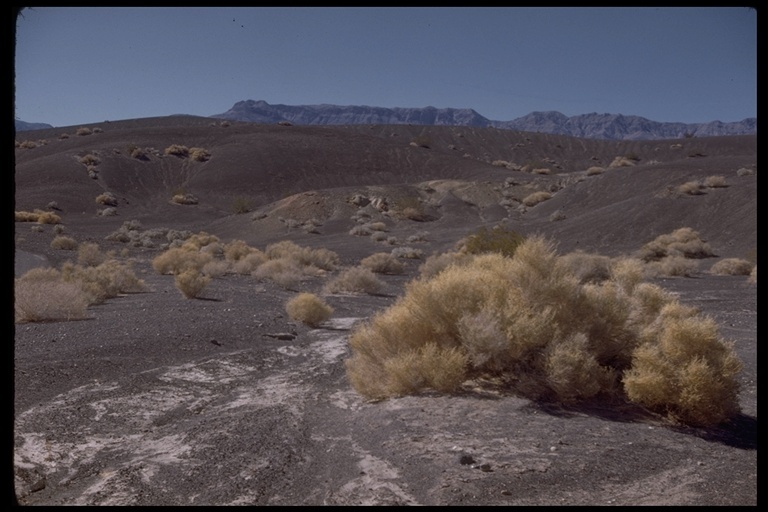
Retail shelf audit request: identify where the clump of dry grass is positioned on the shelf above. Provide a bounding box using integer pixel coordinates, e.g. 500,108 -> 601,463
346,236 -> 742,426
60,259 -> 147,305
96,192 -> 118,206
609,156 -> 636,168
285,293 -> 333,327
171,193 -> 199,205
77,242 -> 107,267
152,247 -> 214,275
748,266 -> 757,283
174,269 -> 211,299
189,147 -> 211,162
360,253 -> 405,275
51,235 -> 78,250
15,269 -> 89,323
324,267 -> 385,295
459,225 -> 525,258
703,175 -> 728,188
76,127 -> 93,136
522,191 -> 552,207
15,209 -> 62,225
78,154 -> 101,166
646,255 -> 699,277
559,250 -> 612,283
637,227 -> 715,262
710,258 -> 753,276
585,166 -> 605,176
164,144 -> 189,157
678,181 -> 704,195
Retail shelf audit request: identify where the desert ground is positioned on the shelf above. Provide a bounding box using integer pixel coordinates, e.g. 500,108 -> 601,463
12,117 -> 757,505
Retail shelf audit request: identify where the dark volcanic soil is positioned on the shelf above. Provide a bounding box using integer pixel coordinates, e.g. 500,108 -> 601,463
12,119 -> 757,505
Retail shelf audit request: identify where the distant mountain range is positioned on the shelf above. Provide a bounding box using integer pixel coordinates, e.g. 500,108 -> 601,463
15,100 -> 757,140
212,100 -> 756,141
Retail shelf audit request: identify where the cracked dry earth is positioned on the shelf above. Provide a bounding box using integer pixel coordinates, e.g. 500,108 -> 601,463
13,262 -> 758,506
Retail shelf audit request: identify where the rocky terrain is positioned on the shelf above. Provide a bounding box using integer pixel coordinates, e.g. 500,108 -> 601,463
12,117 -> 757,505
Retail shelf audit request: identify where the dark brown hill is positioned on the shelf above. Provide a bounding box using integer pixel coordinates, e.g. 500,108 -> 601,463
15,115 -> 756,265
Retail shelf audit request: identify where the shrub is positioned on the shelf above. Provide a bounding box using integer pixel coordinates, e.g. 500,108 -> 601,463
678,181 -> 704,195
57,259 -> 147,305
647,255 -> 699,277
391,247 -> 423,259
345,236 -> 742,426
76,127 -> 92,136
748,266 -> 757,284
285,293 -> 333,327
232,251 -> 268,275
360,253 -> 405,275
130,147 -> 148,160
608,156 -> 636,168
559,250 -> 612,283
51,235 -> 78,250
532,167 -> 552,175
522,191 -> 552,207
703,175 -> 728,188
736,167 -> 755,177
164,144 -> 189,157
264,240 -> 339,271
637,227 -> 715,262
324,267 -> 385,295
174,269 -> 210,299
418,251 -> 473,279
460,225 -> 525,258
18,140 -> 37,149
252,258 -> 303,290
152,247 -> 213,275
710,258 -> 753,276
349,225 -> 372,237
79,154 -> 100,166
189,147 -> 211,162
96,192 -> 118,206
77,242 -> 106,267
232,196 -> 252,214
172,193 -> 199,205
586,166 -> 605,176
15,271 -> 89,323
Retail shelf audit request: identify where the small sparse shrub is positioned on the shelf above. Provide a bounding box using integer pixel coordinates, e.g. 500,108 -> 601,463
130,147 -> 148,160
349,225 -> 372,237
76,127 -> 92,136
174,269 -> 211,299
96,192 -> 118,206
30,225 -> 44,233
522,191 -> 552,207
748,266 -> 757,284
18,140 -> 37,149
189,147 -> 211,162
79,154 -> 100,166
560,250 -> 612,283
648,255 -> 699,277
678,181 -> 704,195
391,247 -> 423,259
710,258 -> 753,276
736,167 -> 755,176
608,156 -> 636,168
99,207 -> 118,217
532,167 -> 551,175
586,166 -> 604,176
461,225 -> 525,258
172,193 -> 199,205
285,293 -> 333,327
58,133 -> 70,140
77,242 -> 106,267
637,227 -> 715,262
232,251 -> 268,275
152,247 -> 213,275
361,252 -> 406,274
232,196 -> 252,214
371,231 -> 388,242
325,267 -> 385,295
164,144 -> 190,157
51,235 -> 78,250
703,175 -> 728,188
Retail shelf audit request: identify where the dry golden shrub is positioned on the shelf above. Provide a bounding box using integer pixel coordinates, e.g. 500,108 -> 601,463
522,191 -> 552,207
51,235 -> 78,250
360,252 -> 405,275
710,258 -> 753,276
77,242 -> 106,267
586,166 -> 605,176
345,235 -> 742,426
678,180 -> 704,195
14,270 -> 89,323
285,292 -> 333,327
152,247 -> 213,275
174,269 -> 210,299
703,175 -> 728,188
324,267 -> 385,295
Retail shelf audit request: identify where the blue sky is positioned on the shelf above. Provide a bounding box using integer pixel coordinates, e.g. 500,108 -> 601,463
14,6 -> 756,128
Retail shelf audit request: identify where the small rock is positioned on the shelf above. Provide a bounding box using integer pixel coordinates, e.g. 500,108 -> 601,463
458,454 -> 476,465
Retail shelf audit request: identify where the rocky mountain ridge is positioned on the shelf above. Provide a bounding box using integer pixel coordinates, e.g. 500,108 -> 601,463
213,99 -> 756,140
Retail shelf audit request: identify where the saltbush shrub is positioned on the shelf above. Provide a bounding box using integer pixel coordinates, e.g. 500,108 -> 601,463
710,258 -> 753,276
51,235 -> 78,250
174,269 -> 210,299
14,269 -> 89,323
637,227 -> 714,262
460,225 -> 525,258
345,236 -> 742,426
285,293 -> 333,327
522,191 -> 552,207
324,267 -> 385,295
360,252 -> 405,275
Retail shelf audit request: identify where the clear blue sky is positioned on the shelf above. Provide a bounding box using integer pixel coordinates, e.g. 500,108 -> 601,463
14,6 -> 757,128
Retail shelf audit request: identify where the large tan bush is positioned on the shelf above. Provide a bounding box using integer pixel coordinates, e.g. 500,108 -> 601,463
637,227 -> 714,262
174,269 -> 211,299
360,253 -> 405,275
346,236 -> 742,426
285,293 -> 333,327
15,269 -> 89,323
